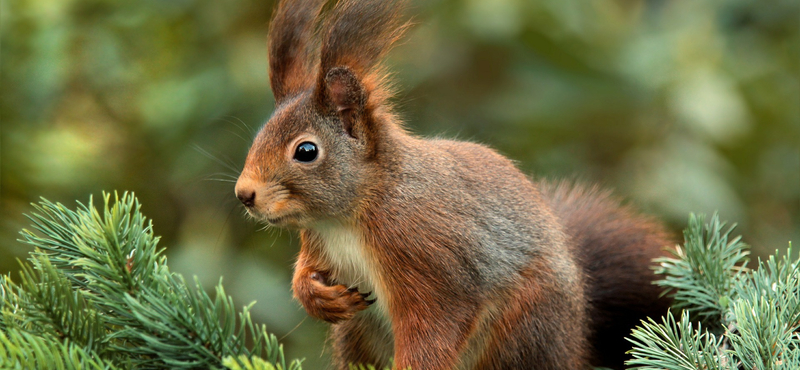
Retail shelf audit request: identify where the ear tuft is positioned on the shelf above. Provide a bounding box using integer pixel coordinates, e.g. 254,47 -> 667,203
325,66 -> 365,137
268,0 -> 326,103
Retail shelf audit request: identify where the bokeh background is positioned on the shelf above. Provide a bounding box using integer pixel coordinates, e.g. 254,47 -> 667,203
2,0 -> 798,367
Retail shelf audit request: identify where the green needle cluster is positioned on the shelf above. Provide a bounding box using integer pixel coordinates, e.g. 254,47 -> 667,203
628,214 -> 799,369
0,192 -> 301,370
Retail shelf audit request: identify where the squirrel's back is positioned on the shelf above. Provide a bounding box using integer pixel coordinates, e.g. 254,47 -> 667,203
376,135 -> 579,294
389,137 -> 670,368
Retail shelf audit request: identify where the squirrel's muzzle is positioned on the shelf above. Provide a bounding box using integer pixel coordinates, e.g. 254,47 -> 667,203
234,176 -> 300,227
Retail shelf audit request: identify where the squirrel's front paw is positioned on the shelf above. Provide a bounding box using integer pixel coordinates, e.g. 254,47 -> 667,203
293,270 -> 375,323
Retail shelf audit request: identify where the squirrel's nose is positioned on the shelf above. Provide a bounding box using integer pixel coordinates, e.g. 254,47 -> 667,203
235,178 -> 257,208
237,189 -> 256,208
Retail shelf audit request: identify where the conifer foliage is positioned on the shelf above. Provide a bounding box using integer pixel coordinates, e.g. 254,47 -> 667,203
627,214 -> 800,369
0,193 -> 301,370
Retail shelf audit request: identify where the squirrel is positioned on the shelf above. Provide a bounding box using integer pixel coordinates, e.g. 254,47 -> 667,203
234,0 -> 672,369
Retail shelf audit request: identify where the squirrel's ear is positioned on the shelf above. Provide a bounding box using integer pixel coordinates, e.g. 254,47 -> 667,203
323,66 -> 365,138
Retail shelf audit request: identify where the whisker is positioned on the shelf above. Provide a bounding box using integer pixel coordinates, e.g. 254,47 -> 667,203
213,204 -> 239,253
268,233 -> 280,249
279,316 -> 308,341
219,117 -> 251,137
223,127 -> 252,144
224,115 -> 259,136
193,144 -> 242,174
185,173 -> 235,187
205,178 -> 237,183
200,173 -> 239,184
205,172 -> 239,179
240,209 -> 252,223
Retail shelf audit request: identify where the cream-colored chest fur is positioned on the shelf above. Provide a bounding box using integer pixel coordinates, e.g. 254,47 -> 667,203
313,222 -> 388,317
313,222 -> 395,364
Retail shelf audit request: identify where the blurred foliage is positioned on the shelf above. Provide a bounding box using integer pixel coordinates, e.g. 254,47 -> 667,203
1,0 -> 798,368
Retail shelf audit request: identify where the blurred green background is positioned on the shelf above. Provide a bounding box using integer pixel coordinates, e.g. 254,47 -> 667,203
2,0 -> 798,367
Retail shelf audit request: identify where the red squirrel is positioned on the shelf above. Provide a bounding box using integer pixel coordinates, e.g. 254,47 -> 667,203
234,0 -> 672,369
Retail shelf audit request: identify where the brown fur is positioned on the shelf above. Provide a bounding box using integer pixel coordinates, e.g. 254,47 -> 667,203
235,1 -> 672,369
537,181 -> 673,368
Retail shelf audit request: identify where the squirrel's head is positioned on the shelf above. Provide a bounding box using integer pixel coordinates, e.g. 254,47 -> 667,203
235,0 -> 408,228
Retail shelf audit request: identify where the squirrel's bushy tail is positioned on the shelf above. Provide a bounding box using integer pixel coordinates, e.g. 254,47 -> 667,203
537,180 -> 673,370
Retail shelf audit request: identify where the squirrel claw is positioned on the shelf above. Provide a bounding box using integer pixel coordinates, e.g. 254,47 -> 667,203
309,272 -> 326,284
294,273 -> 374,323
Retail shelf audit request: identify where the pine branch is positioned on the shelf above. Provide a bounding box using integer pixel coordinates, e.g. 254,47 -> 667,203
654,213 -> 750,326
726,247 -> 800,370
628,215 -> 800,370
2,192 -> 302,370
16,255 -> 107,354
626,310 -> 726,370
0,330 -> 118,370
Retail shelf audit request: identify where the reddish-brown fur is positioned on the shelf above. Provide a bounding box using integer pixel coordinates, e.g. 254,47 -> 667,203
475,262 -> 589,370
235,1 -> 672,369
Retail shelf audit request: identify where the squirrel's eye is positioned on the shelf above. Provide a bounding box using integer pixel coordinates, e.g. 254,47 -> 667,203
294,142 -> 318,163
